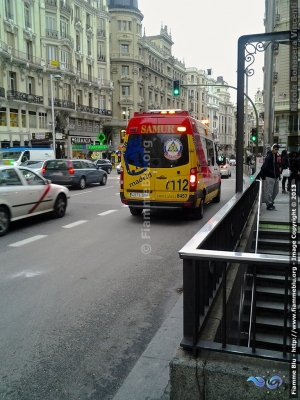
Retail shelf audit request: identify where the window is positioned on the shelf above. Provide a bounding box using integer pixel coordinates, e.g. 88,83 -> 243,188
61,50 -> 69,70
288,116 -> 299,132
29,111 -> 36,128
46,45 -> 57,64
0,169 -> 21,186
21,110 -> 26,128
128,21 -> 132,31
39,112 -> 47,129
121,44 -> 129,54
137,23 -> 141,35
25,41 -> 32,61
5,0 -> 13,20
62,83 -> 70,101
122,65 -> 129,75
74,5 -> 80,19
99,95 -> 106,110
121,86 -> 130,96
60,17 -> 69,38
10,108 -> 18,127
27,76 -> 33,94
0,108 -> 7,127
46,13 -> 56,31
98,68 -> 104,84
24,3 -> 31,28
88,93 -> 92,108
87,40 -> 91,55
9,71 -> 16,91
117,20 -> 121,30
97,41 -> 104,56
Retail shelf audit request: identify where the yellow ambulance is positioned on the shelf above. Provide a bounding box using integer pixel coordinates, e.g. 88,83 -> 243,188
120,110 -> 222,219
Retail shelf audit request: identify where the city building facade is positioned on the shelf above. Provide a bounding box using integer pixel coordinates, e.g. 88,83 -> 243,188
269,0 -> 299,151
0,0 -> 236,160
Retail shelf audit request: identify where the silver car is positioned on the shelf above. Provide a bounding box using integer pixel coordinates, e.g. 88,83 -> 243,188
0,166 -> 70,236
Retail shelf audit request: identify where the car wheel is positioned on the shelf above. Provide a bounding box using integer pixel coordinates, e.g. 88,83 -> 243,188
107,167 -> 111,174
0,206 -> 10,237
212,185 -> 221,203
100,174 -> 107,186
52,194 -> 67,218
78,176 -> 86,190
129,207 -> 143,216
193,199 -> 204,220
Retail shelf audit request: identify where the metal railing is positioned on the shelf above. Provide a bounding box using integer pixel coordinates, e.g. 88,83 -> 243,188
0,87 -> 5,98
48,98 -> 75,109
178,180 -> 295,362
76,105 -> 112,115
6,91 -> 44,104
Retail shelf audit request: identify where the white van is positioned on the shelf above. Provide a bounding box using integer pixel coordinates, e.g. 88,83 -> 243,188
0,147 -> 55,166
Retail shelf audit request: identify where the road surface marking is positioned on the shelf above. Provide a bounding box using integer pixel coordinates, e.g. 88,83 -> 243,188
63,220 -> 87,228
70,191 -> 92,196
98,186 -> 114,190
9,235 -> 47,247
98,210 -> 117,216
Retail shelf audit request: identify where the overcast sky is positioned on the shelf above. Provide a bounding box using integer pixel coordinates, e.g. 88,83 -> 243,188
138,0 -> 265,103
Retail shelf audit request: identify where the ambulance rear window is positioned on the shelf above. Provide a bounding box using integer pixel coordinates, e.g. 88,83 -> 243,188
124,134 -> 189,169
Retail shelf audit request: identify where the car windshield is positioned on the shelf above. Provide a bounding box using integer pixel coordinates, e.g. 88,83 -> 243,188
21,160 -> 43,167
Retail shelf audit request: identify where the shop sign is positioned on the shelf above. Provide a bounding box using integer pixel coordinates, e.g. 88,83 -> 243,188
71,137 -> 92,144
32,132 -> 50,140
88,145 -> 108,150
72,144 -> 86,149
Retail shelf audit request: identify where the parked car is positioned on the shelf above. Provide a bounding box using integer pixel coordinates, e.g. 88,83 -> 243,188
229,158 -> 236,166
0,165 -> 69,236
42,159 -> 107,189
20,160 -> 47,175
219,158 -> 232,178
93,159 -> 112,174
116,163 -> 121,174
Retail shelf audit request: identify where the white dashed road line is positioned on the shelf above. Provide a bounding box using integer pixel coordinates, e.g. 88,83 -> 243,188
62,220 -> 87,228
98,210 -> 117,216
9,235 -> 48,247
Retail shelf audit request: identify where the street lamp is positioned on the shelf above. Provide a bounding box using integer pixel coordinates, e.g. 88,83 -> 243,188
50,74 -> 62,158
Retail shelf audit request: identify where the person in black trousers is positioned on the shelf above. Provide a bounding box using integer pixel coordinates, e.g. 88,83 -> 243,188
280,150 -> 289,193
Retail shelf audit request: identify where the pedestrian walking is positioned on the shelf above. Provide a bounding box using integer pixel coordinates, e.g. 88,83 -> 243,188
260,144 -> 281,210
280,150 -> 290,193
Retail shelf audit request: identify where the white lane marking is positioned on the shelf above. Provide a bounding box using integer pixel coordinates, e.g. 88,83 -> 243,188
98,186 -> 114,190
9,270 -> 44,279
70,190 -> 92,197
98,210 -> 117,216
9,235 -> 47,247
63,220 -> 87,228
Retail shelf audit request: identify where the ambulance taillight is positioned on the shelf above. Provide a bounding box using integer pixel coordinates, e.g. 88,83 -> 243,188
189,168 -> 197,192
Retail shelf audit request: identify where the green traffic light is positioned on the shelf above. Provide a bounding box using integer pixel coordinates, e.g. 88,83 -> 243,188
174,88 -> 179,95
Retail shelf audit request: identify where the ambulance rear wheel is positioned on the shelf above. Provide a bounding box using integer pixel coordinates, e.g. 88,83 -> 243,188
129,207 -> 143,216
193,199 -> 204,220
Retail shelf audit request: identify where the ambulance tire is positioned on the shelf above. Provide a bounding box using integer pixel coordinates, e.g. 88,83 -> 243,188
129,207 -> 143,216
212,186 -> 221,203
193,199 -> 204,220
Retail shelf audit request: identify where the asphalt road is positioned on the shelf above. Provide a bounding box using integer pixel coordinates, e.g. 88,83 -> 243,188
0,169 -> 236,399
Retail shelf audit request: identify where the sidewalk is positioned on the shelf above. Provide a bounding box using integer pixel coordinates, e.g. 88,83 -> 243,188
113,189 -> 295,400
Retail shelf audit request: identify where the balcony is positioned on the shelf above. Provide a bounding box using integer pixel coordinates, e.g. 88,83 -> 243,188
48,98 -> 75,109
76,105 -> 111,116
46,29 -> 58,39
5,12 -> 14,20
25,20 -> 32,29
60,1 -> 71,15
86,24 -> 92,31
97,54 -> 106,62
60,31 -> 73,44
97,29 -> 106,38
273,72 -> 278,82
7,91 -> 43,104
45,0 -> 57,6
0,87 -> 5,98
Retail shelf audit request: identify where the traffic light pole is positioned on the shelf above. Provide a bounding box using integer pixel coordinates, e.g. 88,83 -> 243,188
181,83 -> 259,158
